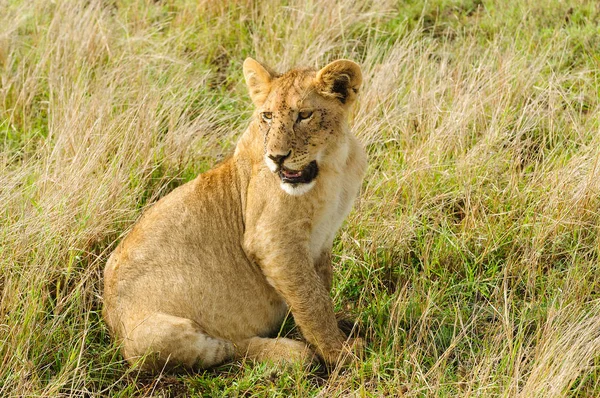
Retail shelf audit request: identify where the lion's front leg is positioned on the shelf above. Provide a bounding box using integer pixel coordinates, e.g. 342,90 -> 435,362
315,250 -> 333,293
259,248 -> 347,365
244,231 -> 347,365
315,250 -> 362,340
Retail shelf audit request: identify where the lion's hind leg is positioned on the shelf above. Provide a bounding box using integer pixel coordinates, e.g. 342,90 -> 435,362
121,312 -> 234,371
234,336 -> 315,367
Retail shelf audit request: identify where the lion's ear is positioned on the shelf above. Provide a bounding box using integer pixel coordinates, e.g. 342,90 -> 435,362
243,58 -> 277,107
316,60 -> 362,105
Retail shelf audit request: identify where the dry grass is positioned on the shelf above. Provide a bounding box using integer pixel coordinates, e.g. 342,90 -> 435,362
1,0 -> 599,396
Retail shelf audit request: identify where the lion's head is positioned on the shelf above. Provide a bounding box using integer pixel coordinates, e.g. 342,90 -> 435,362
243,58 -> 362,196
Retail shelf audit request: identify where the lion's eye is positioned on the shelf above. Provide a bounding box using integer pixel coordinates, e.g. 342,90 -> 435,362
261,112 -> 273,122
297,110 -> 313,121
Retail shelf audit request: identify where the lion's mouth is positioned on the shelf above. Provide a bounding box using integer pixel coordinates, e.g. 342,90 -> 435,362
279,161 -> 319,184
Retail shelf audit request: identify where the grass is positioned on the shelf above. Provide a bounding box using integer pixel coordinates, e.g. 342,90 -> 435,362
1,0 -> 599,396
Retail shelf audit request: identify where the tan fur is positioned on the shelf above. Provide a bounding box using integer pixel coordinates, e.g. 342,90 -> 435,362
103,58 -> 367,372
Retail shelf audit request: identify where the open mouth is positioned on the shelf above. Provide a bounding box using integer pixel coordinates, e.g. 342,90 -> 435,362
279,161 -> 319,184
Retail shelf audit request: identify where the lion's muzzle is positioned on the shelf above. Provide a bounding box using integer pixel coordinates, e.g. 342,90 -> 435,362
279,161 -> 319,185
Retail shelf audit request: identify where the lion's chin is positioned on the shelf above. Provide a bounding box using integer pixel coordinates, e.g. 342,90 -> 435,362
280,179 -> 317,196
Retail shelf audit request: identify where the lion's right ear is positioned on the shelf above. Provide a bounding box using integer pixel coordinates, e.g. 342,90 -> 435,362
243,58 -> 276,107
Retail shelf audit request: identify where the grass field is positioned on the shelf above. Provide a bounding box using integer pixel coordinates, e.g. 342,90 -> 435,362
1,0 -> 600,396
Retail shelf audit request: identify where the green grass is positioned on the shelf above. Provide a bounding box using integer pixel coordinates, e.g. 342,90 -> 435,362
1,0 -> 600,396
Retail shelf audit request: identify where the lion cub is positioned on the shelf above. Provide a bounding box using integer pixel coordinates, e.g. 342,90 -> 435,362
103,58 -> 367,371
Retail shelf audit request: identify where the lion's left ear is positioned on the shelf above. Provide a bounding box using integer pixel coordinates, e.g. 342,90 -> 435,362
316,60 -> 362,105
243,58 -> 278,107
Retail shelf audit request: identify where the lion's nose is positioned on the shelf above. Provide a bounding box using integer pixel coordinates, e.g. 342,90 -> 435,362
267,150 -> 291,165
